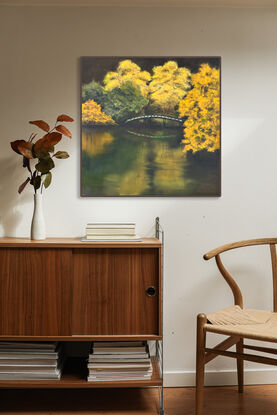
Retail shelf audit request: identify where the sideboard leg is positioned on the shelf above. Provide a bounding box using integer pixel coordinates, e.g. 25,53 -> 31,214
158,386 -> 165,415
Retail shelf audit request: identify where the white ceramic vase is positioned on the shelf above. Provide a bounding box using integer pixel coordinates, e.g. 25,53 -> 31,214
31,193 -> 46,240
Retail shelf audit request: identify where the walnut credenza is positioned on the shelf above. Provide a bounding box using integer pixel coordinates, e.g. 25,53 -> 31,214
0,236 -> 164,412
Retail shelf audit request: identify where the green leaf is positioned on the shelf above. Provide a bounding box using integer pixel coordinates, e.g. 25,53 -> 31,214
35,158 -> 55,174
23,156 -> 30,170
34,148 -> 50,159
41,172 -> 52,189
53,151 -> 69,159
33,175 -> 41,190
48,145 -> 55,153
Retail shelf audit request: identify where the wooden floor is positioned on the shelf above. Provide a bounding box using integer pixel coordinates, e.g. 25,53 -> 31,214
1,385 -> 277,414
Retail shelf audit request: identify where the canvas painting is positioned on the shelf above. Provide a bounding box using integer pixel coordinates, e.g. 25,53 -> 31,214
81,57 -> 221,197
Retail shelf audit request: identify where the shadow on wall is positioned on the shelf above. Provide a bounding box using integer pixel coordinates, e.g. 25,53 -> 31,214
0,156 -> 30,237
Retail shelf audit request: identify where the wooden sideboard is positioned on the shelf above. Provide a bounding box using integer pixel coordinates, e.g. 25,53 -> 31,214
0,237 -> 164,399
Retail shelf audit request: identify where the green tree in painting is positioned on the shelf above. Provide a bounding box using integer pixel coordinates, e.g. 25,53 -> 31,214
148,61 -> 191,116
82,81 -> 106,107
179,63 -> 220,153
103,60 -> 151,98
104,82 -> 148,124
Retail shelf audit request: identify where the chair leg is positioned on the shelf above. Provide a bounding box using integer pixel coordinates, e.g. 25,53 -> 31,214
236,338 -> 244,393
195,313 -> 207,415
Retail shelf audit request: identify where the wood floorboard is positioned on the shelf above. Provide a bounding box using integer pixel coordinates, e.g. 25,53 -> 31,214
0,385 -> 277,415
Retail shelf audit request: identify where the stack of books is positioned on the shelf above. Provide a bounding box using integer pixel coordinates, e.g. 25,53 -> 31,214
82,223 -> 141,242
0,342 -> 63,380
87,341 -> 152,382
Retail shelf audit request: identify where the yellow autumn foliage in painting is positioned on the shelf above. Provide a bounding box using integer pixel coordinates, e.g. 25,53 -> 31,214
103,60 -> 151,98
82,99 -> 115,125
149,61 -> 191,115
179,63 -> 220,153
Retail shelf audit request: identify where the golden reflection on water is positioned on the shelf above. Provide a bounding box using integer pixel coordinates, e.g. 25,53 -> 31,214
117,143 -> 150,195
82,131 -> 114,156
82,127 -> 219,196
153,141 -> 189,192
82,129 -> 187,195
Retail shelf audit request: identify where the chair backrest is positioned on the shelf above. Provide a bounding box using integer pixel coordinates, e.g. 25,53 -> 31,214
204,238 -> 277,311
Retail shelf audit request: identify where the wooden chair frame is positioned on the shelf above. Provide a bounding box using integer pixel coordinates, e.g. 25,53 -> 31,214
196,238 -> 277,415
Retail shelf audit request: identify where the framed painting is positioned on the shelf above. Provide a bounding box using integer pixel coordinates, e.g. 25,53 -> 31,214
81,56 -> 221,197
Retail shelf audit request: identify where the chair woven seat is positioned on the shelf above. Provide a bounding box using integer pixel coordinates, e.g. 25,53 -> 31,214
195,238 -> 277,415
205,306 -> 277,341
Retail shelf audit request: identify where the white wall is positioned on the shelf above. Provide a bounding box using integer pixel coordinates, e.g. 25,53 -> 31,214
1,5 -> 277,386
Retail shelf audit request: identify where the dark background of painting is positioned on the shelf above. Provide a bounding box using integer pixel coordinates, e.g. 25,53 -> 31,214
81,56 -> 221,85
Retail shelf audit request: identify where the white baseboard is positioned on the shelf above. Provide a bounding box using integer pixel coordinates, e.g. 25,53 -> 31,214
164,369 -> 277,387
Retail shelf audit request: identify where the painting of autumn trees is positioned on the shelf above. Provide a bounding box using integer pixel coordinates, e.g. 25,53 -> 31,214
81,57 -> 221,197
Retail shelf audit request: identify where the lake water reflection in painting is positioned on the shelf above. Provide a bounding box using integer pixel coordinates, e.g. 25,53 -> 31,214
81,57 -> 221,197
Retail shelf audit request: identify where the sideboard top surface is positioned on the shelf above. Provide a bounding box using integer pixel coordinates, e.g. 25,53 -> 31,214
0,237 -> 161,248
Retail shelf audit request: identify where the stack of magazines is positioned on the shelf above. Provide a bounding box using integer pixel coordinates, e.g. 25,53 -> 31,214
0,342 -> 63,380
82,223 -> 141,242
87,341 -> 152,382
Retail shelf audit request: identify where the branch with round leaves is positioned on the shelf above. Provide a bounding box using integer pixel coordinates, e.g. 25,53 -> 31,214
10,114 -> 73,194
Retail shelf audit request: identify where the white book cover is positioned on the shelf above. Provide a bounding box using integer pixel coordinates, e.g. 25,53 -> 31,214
83,235 -> 141,241
0,348 -> 57,354
93,342 -> 144,348
86,223 -> 135,228
93,347 -> 146,354
0,370 -> 61,380
89,353 -> 149,359
89,372 -> 152,376
88,364 -> 151,369
0,363 -> 57,370
0,359 -> 59,365
87,375 -> 151,381
86,229 -> 136,235
0,352 -> 59,359
88,358 -> 151,364
0,367 -> 58,373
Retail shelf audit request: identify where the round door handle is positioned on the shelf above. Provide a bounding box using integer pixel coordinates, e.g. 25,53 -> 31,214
146,286 -> 156,297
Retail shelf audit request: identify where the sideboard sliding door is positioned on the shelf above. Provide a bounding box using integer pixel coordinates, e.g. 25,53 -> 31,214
72,248 -> 159,336
0,248 -> 72,336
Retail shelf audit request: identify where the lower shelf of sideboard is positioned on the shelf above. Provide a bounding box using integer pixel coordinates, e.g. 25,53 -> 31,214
0,357 -> 162,389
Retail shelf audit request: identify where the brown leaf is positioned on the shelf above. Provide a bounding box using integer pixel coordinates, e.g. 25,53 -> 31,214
57,114 -> 74,122
33,132 -> 62,154
17,141 -> 34,159
11,140 -> 26,155
55,125 -> 72,138
18,177 -> 30,194
29,120 -> 50,132
43,132 -> 62,146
